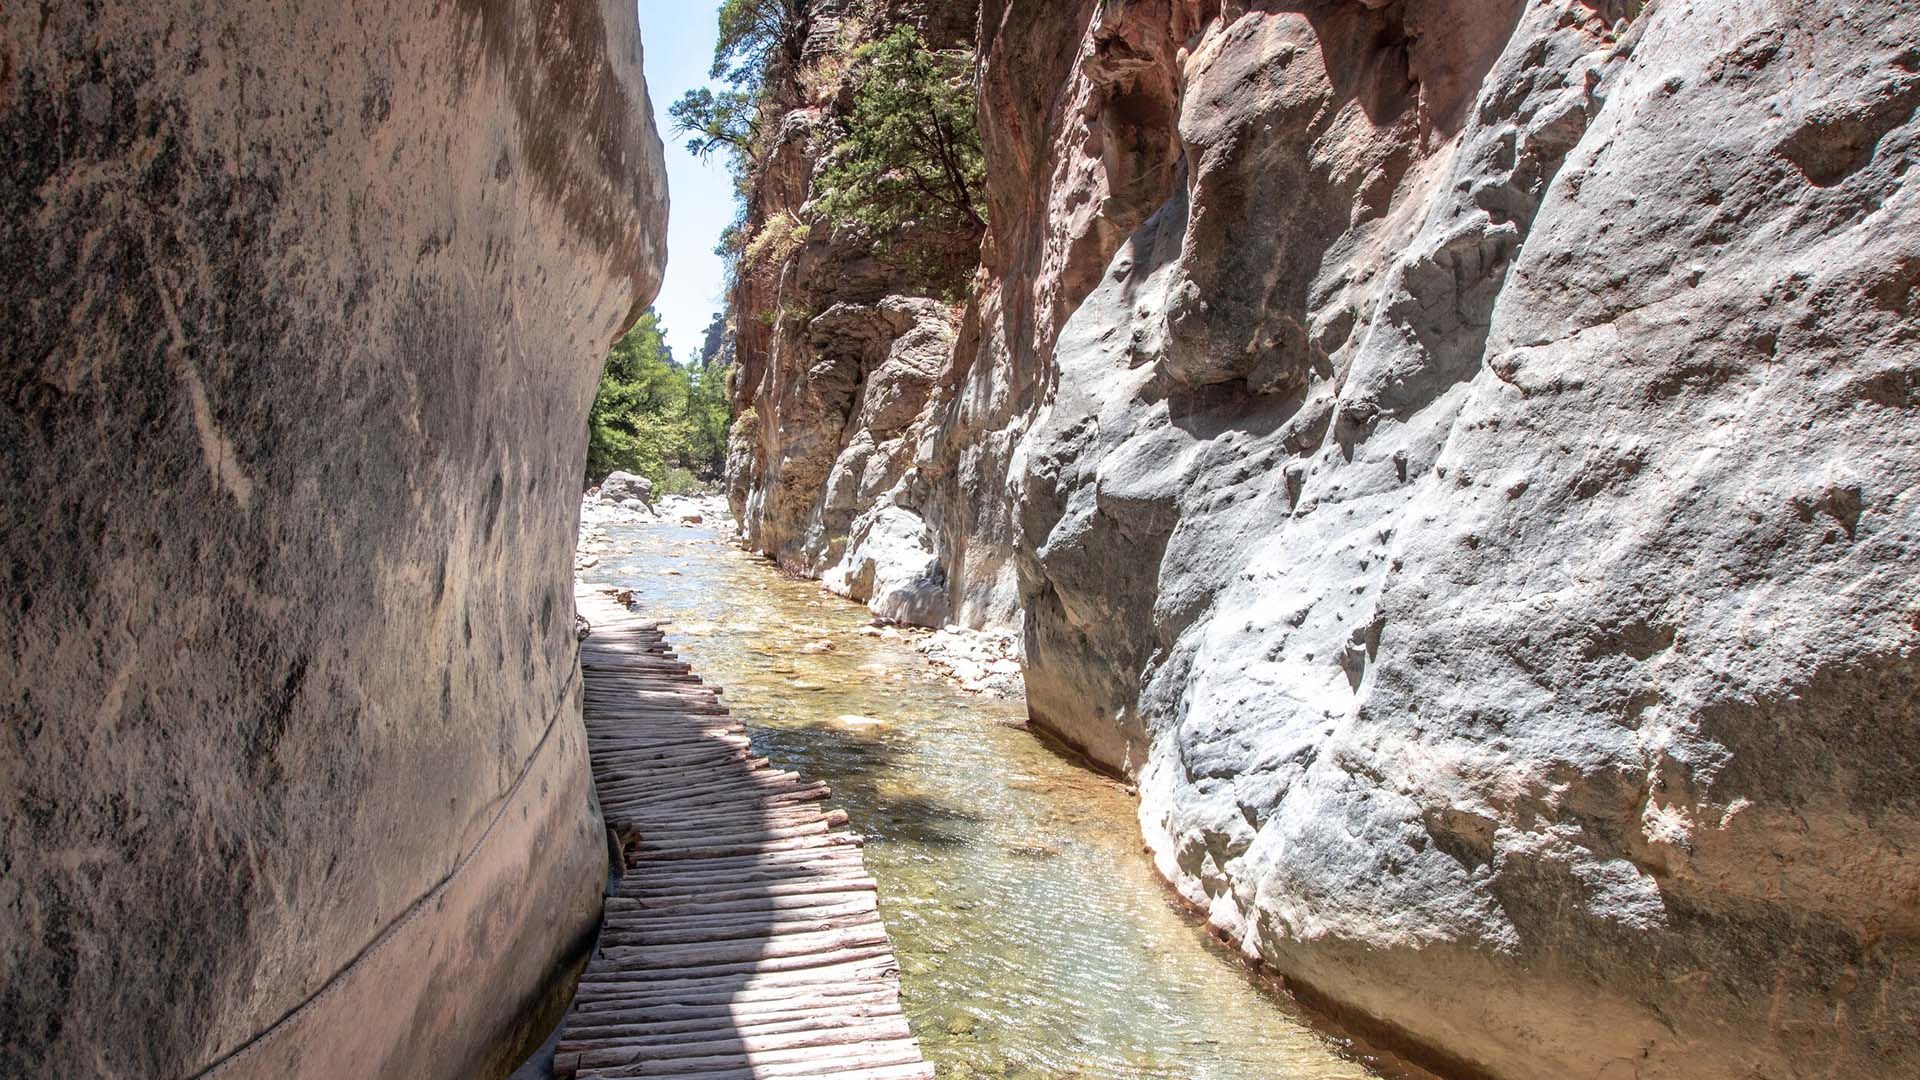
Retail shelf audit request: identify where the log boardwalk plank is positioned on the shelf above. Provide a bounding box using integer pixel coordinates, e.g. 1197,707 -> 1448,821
556,589 -> 931,1080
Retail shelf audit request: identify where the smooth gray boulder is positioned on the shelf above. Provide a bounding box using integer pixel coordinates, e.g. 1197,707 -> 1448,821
0,1 -> 666,1076
824,504 -> 949,627
600,470 -> 654,505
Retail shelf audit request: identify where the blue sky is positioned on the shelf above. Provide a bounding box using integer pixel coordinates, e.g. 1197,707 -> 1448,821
638,2 -> 734,361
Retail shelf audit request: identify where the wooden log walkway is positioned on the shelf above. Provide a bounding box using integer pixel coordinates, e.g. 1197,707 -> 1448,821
555,589 -> 931,1080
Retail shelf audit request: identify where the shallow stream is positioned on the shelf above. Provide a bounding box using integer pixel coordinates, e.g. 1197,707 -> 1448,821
581,519 -> 1412,1080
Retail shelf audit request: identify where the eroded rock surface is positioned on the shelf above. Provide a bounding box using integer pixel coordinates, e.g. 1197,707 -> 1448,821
1005,2 -> 1920,1077
727,0 -> 982,627
0,2 -> 666,1076
734,0 -> 1920,1076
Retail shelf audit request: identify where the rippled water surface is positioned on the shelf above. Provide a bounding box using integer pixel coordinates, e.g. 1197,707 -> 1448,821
582,520 -> 1405,1080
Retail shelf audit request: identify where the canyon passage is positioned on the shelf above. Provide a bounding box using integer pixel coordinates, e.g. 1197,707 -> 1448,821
5,1 -> 1920,1079
576,511 -> 1421,1079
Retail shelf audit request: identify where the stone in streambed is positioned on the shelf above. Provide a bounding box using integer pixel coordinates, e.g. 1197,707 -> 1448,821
599,471 -> 654,506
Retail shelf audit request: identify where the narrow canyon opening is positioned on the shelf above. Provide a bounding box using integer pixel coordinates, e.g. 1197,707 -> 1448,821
5,2 -> 1918,1080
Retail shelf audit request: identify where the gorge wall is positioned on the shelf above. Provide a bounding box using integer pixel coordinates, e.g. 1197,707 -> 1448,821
727,0 -> 985,626
0,2 -> 665,1076
730,0 -> 1920,1077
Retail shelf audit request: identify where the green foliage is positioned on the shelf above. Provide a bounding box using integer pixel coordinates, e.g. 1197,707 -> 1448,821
671,0 -> 810,168
672,0 -> 815,293
741,210 -> 811,279
712,0 -> 809,86
812,25 -> 985,286
732,405 -> 760,437
657,466 -> 703,497
714,217 -> 748,288
668,87 -> 760,162
681,342 -> 735,484
585,309 -> 735,489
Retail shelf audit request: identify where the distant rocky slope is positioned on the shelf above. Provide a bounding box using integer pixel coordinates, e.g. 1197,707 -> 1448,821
0,2 -> 665,1076
730,1 -> 1920,1076
727,0 -> 985,625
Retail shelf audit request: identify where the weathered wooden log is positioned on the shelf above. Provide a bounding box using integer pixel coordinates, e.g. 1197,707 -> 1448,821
599,909 -> 883,948
583,691 -> 728,706
604,777 -> 815,809
593,760 -> 768,787
603,894 -> 875,926
577,942 -> 898,988
598,777 -> 794,804
566,984 -> 895,1020
581,671 -> 705,684
628,826 -> 856,852
570,1016 -> 914,1067
582,684 -> 714,697
620,807 -> 843,835
601,923 -> 892,969
584,703 -> 732,718
587,736 -> 751,757
588,726 -> 748,744
620,843 -> 868,868
596,767 -> 797,796
571,961 -> 899,1005
626,816 -> 831,844
733,1062 -> 935,1080
574,1033 -> 925,1077
625,802 -> 844,823
595,764 -> 791,799
566,1020 -> 914,1067
579,659 -> 694,673
611,868 -> 874,897
603,893 -> 874,924
594,742 -> 756,764
590,736 -> 749,756
624,828 -> 856,858
563,1059 -> 935,1080
606,887 -> 879,922
557,1002 -> 903,1048
566,984 -> 898,1017
572,968 -> 902,1010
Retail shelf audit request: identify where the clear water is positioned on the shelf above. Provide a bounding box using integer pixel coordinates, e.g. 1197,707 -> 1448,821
580,521 -> 1414,1080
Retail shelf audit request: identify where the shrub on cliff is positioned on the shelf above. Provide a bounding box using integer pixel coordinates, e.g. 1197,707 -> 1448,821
741,210 -> 812,282
813,24 -> 985,291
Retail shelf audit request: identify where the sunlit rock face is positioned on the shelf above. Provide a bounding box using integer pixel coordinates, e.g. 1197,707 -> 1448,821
0,2 -> 665,1076
957,0 -> 1920,1076
726,0 -> 982,627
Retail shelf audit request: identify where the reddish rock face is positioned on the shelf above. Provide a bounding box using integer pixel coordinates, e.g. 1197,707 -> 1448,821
0,2 -> 665,1076
726,0 -> 984,625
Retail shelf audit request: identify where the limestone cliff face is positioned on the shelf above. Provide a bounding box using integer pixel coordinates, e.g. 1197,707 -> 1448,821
1009,1 -> 1919,1077
728,0 -> 983,626
0,2 -> 666,1077
737,0 -> 1920,1076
